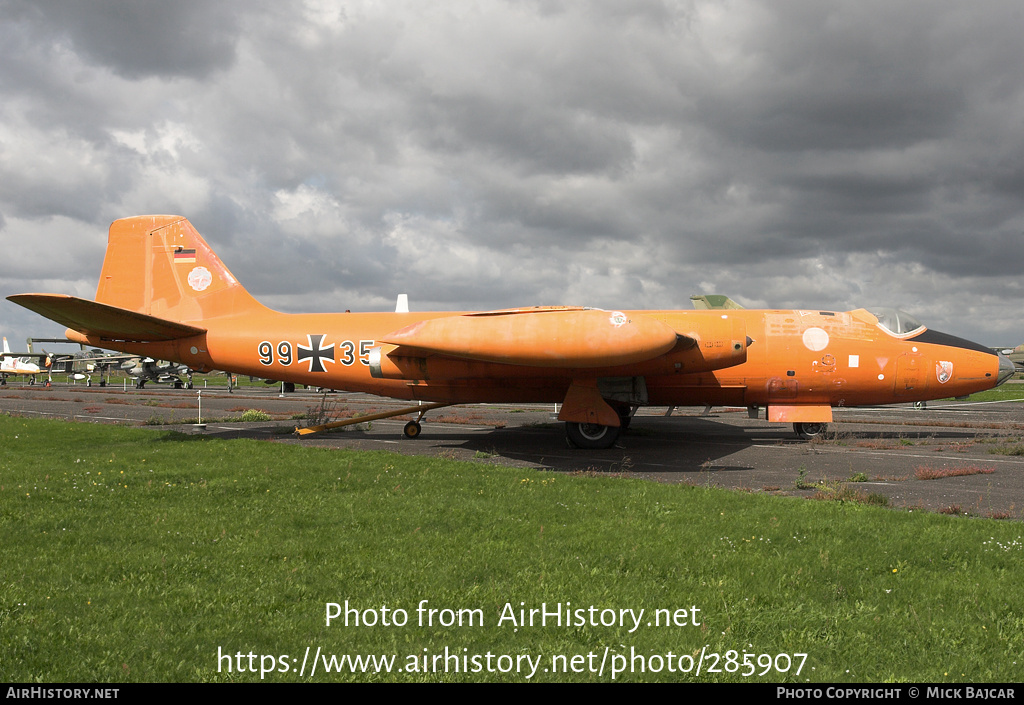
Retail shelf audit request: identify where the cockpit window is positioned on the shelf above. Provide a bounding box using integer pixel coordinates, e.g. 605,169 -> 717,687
869,308 -> 925,337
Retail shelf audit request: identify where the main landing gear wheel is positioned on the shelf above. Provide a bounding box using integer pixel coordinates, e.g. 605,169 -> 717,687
793,422 -> 826,440
403,420 -> 422,439
565,422 -> 621,449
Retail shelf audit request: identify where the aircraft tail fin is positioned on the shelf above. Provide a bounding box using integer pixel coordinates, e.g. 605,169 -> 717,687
95,215 -> 268,323
2,337 -> 8,355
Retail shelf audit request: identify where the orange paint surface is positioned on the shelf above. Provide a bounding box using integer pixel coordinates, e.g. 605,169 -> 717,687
8,216 -> 1012,442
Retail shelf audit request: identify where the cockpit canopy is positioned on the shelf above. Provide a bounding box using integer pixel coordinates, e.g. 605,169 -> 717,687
869,308 -> 926,337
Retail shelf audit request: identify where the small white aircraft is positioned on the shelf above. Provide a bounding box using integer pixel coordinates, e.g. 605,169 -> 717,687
1,337 -> 50,385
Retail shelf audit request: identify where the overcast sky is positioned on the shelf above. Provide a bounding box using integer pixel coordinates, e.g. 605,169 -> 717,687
2,0 -> 1022,351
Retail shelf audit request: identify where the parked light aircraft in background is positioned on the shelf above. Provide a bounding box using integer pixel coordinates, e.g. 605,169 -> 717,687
8,215 -> 1016,448
22,338 -> 194,388
994,344 -> 1024,371
689,294 -> 746,310
121,358 -> 193,389
68,353 -> 193,388
1,337 -> 50,385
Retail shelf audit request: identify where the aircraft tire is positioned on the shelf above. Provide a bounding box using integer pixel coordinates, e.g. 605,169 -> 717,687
283,382 -> 295,393
566,421 -> 621,449
793,422 -> 826,440
403,421 -> 422,439
174,381 -> 184,389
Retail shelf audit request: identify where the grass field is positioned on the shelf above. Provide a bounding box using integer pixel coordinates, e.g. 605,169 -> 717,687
951,384 -> 1024,403
2,415 -> 1022,682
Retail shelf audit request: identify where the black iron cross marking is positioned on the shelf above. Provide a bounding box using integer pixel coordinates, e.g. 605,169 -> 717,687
297,334 -> 334,373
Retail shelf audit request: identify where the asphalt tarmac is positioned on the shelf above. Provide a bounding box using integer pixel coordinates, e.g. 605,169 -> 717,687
4,380 -> 1024,519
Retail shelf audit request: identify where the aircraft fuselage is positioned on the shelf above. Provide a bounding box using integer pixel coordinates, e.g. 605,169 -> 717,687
65,306 -> 1006,413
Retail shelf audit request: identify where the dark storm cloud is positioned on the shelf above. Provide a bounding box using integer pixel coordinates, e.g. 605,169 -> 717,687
418,95 -> 636,176
694,4 -> 974,152
1,0 -> 242,80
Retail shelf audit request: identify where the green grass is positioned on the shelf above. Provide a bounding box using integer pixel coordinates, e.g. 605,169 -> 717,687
1,415 -> 1022,682
989,444 -> 1024,456
951,386 -> 1024,403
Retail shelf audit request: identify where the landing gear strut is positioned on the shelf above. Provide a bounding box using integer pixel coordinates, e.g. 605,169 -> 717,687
402,403 -> 441,439
610,401 -> 636,431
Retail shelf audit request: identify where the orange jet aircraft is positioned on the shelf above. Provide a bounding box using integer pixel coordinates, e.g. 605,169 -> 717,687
8,215 -> 1016,448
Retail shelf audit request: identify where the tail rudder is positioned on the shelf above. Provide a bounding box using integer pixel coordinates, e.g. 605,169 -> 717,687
95,215 -> 267,323
2,337 -> 8,354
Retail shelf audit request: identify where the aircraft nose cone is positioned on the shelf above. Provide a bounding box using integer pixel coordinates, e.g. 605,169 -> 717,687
996,353 -> 1016,387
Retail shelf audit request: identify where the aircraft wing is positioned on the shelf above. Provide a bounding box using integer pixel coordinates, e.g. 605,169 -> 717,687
7,294 -> 206,342
0,351 -> 50,360
1,347 -> 46,360
380,306 -> 684,368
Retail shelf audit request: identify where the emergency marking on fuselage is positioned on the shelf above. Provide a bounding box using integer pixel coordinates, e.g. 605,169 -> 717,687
258,337 -> 374,372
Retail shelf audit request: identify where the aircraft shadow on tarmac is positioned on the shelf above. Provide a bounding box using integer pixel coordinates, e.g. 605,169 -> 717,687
440,415 -> 988,475
169,411 -> 988,477
440,416 -> 799,474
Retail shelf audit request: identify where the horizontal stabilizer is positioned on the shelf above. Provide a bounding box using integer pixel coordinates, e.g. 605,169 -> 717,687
382,307 -> 681,368
7,294 -> 206,342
